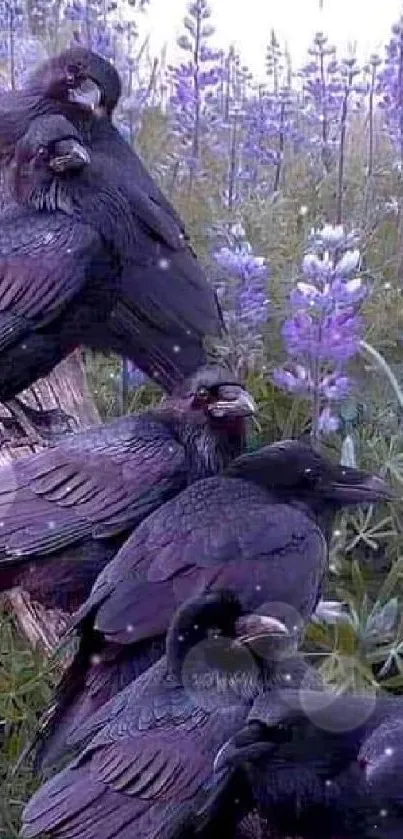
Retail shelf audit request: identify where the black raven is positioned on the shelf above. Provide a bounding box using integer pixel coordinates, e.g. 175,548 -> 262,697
212,688 -> 403,839
0,112 -> 138,429
0,47 -> 224,392
20,591 -> 312,839
33,439 -> 391,769
0,365 -> 255,614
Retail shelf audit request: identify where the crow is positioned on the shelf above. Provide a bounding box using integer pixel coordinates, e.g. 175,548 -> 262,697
0,365 -> 255,614
20,591 -> 315,839
0,47 -> 225,393
213,688 -> 403,839
0,111 -> 140,440
32,439 -> 390,769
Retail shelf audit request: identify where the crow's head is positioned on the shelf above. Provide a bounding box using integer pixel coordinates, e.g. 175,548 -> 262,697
165,365 -> 257,424
10,114 -> 91,205
25,47 -> 121,118
358,717 -> 403,789
226,439 -> 393,508
166,589 -> 288,683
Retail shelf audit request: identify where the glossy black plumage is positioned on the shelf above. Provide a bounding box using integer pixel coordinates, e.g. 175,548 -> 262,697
211,688 -> 403,839
34,440 -> 390,769
21,592 -> 318,839
0,113 -> 137,401
0,48 -> 224,391
0,365 -> 254,613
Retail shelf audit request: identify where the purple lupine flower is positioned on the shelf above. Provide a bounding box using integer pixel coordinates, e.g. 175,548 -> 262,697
168,0 -> 223,191
363,53 -> 382,176
298,32 -> 341,171
65,0 -> 115,56
336,56 -> 362,223
273,224 -> 368,439
318,407 -> 340,434
212,224 -> 269,377
272,364 -> 313,395
379,17 -> 403,168
240,82 -> 300,196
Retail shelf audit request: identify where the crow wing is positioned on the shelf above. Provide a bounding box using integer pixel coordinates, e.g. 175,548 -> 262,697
22,658 -> 246,839
0,413 -> 187,565
0,210 -> 104,352
82,138 -> 224,391
75,477 -> 327,644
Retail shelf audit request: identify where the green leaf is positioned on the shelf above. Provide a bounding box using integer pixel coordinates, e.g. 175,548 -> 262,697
380,673 -> 403,689
376,557 -> 403,605
366,597 -> 400,638
351,560 -> 367,604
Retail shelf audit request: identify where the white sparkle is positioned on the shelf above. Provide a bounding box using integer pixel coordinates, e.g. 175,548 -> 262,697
255,584 -> 261,591
384,747 -> 394,756
158,258 -> 170,270
90,654 -> 102,666
333,529 -> 342,537
284,673 -> 292,681
173,344 -> 181,353
325,779 -> 332,787
178,634 -> 185,642
47,520 -> 56,529
299,205 -> 308,216
21,344 -> 27,350
126,623 -> 134,632
0,521 -> 4,528
193,624 -> 199,630
379,809 -> 388,818
168,446 -> 175,453
304,468 -> 312,474
384,282 -> 392,290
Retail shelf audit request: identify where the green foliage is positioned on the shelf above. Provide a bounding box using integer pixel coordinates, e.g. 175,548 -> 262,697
0,610 -> 57,837
4,12 -> 403,835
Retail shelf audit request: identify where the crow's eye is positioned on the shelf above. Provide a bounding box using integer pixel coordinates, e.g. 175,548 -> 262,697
66,64 -> 80,84
264,723 -> 292,744
197,387 -> 210,400
37,145 -> 48,158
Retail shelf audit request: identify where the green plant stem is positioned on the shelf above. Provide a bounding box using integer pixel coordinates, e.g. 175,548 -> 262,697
359,339 -> 403,410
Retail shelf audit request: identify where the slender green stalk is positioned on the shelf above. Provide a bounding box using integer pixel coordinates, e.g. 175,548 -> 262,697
359,339 -> 403,410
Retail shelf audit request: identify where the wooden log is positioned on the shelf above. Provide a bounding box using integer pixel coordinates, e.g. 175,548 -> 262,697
0,350 -> 101,653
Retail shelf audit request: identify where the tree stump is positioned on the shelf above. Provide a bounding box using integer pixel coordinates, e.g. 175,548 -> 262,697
0,350 -> 101,654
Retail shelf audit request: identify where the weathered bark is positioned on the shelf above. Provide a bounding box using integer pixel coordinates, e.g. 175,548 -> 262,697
0,350 -> 101,653
0,350 -> 100,462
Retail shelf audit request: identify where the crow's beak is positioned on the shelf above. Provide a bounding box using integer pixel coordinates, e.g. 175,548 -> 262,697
213,726 -> 276,775
361,752 -> 393,783
234,613 -> 289,646
323,468 -> 395,504
208,386 -> 257,419
49,138 -> 91,172
67,79 -> 102,111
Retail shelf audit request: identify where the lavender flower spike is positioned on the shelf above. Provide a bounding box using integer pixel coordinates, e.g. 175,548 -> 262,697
212,226 -> 269,377
273,224 -> 368,439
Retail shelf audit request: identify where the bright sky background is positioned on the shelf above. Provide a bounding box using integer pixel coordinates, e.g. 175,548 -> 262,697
138,0 -> 403,80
